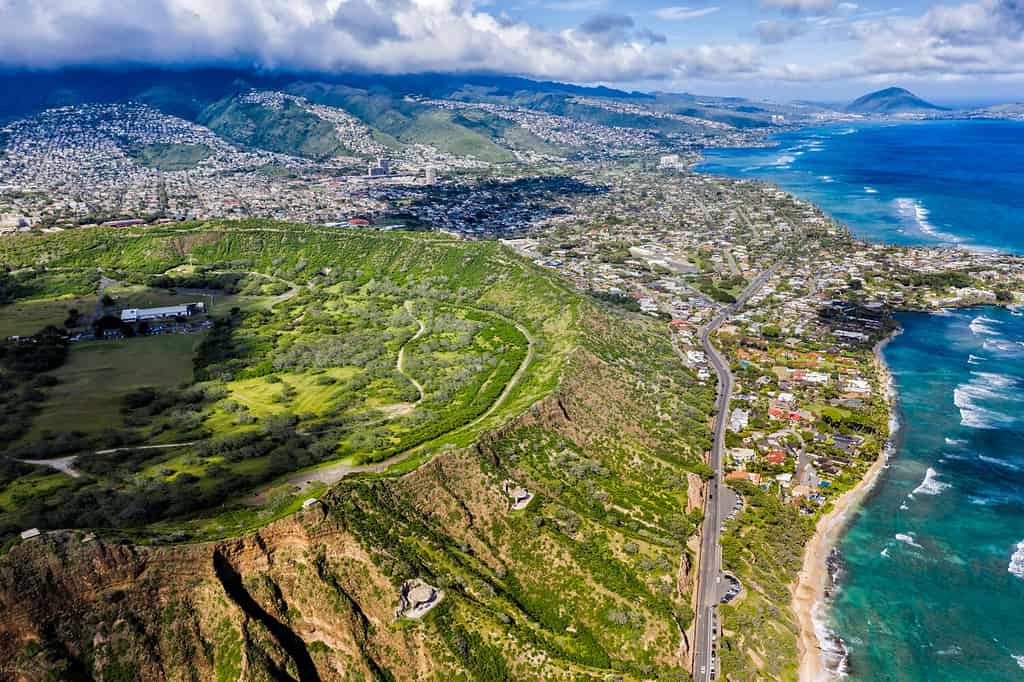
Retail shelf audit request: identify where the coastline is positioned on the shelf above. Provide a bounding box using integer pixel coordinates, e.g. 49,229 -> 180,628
792,330 -> 900,682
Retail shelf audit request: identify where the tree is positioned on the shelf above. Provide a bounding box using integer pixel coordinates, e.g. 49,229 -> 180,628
64,308 -> 81,328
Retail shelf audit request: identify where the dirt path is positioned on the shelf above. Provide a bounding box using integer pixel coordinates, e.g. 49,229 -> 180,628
13,455 -> 82,478
246,313 -> 535,502
396,300 -> 427,403
16,442 -> 195,478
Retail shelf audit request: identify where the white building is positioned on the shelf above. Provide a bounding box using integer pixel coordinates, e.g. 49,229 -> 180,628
120,302 -> 204,323
729,408 -> 749,433
731,448 -> 756,465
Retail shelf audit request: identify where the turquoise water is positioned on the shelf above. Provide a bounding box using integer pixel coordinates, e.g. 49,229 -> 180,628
697,120 -> 1024,253
830,309 -> 1024,680
698,121 -> 1024,677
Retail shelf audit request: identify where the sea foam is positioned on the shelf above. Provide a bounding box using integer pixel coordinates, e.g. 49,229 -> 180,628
811,601 -> 849,677
913,468 -> 951,496
969,315 -> 1003,337
895,532 -> 923,548
978,454 -> 1022,472
955,393 -> 1007,430
1010,541 -> 1024,580
894,197 -> 962,244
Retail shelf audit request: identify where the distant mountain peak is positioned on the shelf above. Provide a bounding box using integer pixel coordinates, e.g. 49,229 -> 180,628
846,87 -> 947,114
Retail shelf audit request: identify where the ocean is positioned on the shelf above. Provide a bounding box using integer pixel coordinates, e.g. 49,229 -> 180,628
697,120 -> 1024,253
699,120 -> 1024,679
831,309 -> 1024,680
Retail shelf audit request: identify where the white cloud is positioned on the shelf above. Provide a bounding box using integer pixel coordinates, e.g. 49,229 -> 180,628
652,6 -> 720,21
1,0 -> 1023,92
0,0 -> 757,84
759,0 -> 836,14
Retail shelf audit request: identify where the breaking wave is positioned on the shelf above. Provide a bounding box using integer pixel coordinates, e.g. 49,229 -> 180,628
1010,541 -> 1024,580
895,532 -> 923,548
978,454 -> 1022,472
913,468 -> 951,496
811,601 -> 849,677
953,371 -> 1019,429
970,315 -> 1004,337
893,197 -> 962,244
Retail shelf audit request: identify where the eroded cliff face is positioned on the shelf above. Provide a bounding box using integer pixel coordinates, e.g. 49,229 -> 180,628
0,505 -> 435,682
0,340 -> 711,681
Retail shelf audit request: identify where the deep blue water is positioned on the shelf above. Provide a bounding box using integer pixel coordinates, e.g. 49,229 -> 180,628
697,120 -> 1024,253
830,308 -> 1024,680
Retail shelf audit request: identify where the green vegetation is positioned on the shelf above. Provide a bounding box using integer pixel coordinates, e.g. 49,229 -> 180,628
128,142 -> 213,171
28,334 -> 201,438
718,481 -> 814,681
0,220 -> 574,541
0,219 -> 718,680
199,99 -> 350,161
900,270 -> 974,289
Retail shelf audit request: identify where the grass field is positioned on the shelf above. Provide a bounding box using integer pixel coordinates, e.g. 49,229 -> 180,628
0,295 -> 95,337
28,334 -> 202,438
105,284 -> 232,312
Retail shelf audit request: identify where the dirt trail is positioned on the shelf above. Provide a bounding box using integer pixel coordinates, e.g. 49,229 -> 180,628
246,313 -> 536,501
396,300 -> 427,403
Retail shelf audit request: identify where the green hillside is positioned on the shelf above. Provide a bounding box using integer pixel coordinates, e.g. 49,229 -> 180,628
0,219 -> 715,680
288,84 -> 519,162
198,98 -> 350,160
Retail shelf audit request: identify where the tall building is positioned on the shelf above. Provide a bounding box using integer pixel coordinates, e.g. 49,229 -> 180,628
368,157 -> 389,177
424,167 -> 437,184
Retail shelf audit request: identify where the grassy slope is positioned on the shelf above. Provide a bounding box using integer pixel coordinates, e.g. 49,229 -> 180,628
128,142 -> 213,171
28,334 -> 200,438
198,98 -> 349,160
0,220 -> 719,680
0,296 -> 94,338
287,85 -> 518,162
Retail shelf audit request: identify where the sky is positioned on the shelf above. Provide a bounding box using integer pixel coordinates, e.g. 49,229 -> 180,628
2,0 -> 1024,103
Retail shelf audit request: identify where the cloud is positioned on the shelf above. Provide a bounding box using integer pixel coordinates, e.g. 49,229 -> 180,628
755,19 -> 807,44
0,0 -> 761,85
1,0 -> 1024,92
578,13 -> 634,35
652,6 -> 721,21
761,0 -> 1024,83
760,0 -> 836,14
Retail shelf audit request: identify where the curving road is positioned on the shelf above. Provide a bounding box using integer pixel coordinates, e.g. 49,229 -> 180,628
692,264 -> 778,682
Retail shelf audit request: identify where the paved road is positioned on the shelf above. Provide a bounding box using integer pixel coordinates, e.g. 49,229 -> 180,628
692,264 -> 778,682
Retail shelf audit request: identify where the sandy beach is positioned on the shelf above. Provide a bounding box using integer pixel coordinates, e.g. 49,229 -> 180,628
792,332 -> 899,682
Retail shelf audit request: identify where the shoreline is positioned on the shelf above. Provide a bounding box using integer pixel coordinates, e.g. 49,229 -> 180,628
792,330 -> 900,682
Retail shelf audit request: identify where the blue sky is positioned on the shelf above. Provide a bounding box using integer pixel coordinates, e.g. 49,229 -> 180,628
2,0 -> 1023,103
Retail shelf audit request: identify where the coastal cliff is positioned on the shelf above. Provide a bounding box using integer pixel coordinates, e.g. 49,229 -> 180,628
0,313 -> 714,681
